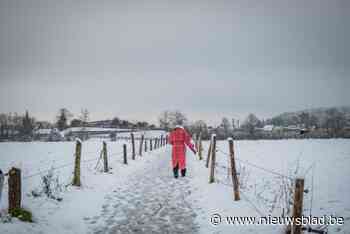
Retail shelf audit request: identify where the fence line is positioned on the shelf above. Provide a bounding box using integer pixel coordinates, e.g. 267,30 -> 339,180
199,135 -> 323,234
216,178 -> 265,216
1,134 -> 168,215
19,144 -> 161,181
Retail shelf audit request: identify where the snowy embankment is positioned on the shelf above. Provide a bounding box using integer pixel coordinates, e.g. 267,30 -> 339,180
0,139 -> 349,234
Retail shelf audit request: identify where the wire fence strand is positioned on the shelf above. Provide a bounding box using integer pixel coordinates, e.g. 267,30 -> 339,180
216,148 -> 294,180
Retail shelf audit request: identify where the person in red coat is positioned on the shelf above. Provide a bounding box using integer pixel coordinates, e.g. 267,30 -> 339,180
169,125 -> 196,178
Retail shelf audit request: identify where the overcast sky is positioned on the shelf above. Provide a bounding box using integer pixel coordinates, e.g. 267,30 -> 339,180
0,0 -> 349,125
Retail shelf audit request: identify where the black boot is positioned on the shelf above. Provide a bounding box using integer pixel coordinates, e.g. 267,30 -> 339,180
181,168 -> 186,177
173,164 -> 179,178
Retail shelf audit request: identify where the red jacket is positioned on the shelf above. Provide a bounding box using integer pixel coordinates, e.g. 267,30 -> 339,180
169,127 -> 196,169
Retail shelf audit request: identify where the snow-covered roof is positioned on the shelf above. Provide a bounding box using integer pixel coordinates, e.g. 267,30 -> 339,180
263,125 -> 274,131
34,129 -> 52,135
175,125 -> 184,129
62,127 -> 131,134
284,126 -> 302,131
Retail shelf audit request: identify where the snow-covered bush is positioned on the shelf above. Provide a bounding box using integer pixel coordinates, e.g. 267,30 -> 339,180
31,167 -> 63,201
237,164 -> 250,190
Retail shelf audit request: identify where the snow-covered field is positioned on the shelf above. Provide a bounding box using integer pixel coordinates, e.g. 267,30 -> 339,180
193,139 -> 350,234
0,139 -> 160,233
0,138 -> 349,233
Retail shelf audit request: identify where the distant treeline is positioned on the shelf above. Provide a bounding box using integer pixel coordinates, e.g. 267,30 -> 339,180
0,108 -> 159,141
158,108 -> 350,140
1,107 -> 349,141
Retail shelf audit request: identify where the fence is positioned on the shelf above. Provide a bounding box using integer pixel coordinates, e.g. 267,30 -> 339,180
0,133 -> 168,217
200,134 -> 326,234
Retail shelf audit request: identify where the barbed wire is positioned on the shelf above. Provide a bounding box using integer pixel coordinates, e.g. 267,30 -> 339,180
213,148 -> 323,231
216,179 -> 265,216
202,143 -> 297,180
6,150 -> 125,181
1,138 -> 167,193
22,161 -> 75,180
216,148 -> 294,180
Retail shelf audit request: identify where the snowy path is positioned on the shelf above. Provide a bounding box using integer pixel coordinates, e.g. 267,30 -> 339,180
87,148 -> 200,234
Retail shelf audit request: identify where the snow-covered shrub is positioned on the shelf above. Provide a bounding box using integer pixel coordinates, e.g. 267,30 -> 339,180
31,167 -> 63,201
237,164 -> 250,190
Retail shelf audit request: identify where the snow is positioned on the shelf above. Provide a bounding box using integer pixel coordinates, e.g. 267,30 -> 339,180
34,129 -> 52,135
194,139 -> 350,233
263,125 -> 274,131
75,138 -> 82,144
0,138 -> 168,233
0,139 -> 349,233
62,127 -> 126,134
175,125 -> 184,129
118,130 -> 167,139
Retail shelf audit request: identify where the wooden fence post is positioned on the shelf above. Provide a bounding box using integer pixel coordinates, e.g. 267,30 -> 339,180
198,133 -> 203,160
103,141 -> 108,173
131,133 -> 135,160
8,167 -> 21,213
290,178 -> 305,234
72,139 -> 82,186
123,144 -> 128,165
194,133 -> 199,152
139,135 -> 144,156
150,139 -> 153,151
160,135 -> 163,147
209,135 -> 217,183
144,139 -> 147,152
205,139 -> 212,168
228,138 -> 240,201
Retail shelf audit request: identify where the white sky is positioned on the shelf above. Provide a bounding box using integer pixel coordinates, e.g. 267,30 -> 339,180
0,0 -> 349,125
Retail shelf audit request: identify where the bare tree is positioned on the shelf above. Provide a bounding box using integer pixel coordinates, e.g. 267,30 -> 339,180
170,110 -> 187,127
0,113 -> 8,139
21,110 -> 35,140
298,112 -> 310,128
79,108 -> 89,140
79,108 -> 89,125
159,110 -> 187,129
159,111 -> 171,130
323,108 -> 346,135
189,120 -> 209,139
221,117 -> 231,138
231,118 -> 236,129
56,108 -> 72,131
242,113 -> 261,136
